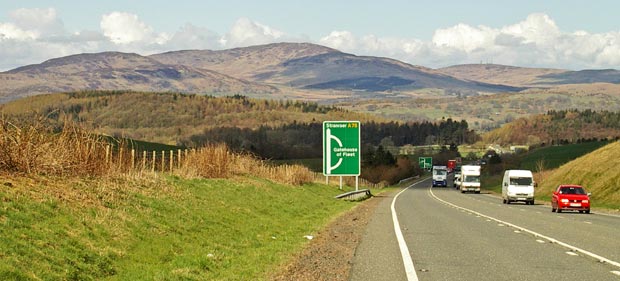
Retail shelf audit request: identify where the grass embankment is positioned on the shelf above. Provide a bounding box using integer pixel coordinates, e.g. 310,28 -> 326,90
481,141 -> 609,195
520,141 -> 609,171
537,141 -> 620,209
0,175 -> 361,279
0,117 -> 371,279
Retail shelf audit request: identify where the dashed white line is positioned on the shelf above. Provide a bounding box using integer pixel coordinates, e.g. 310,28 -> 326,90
566,251 -> 578,256
428,188 -> 620,270
611,271 -> 620,276
536,240 -> 546,244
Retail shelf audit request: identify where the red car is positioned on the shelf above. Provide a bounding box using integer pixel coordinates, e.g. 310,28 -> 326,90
551,185 -> 591,214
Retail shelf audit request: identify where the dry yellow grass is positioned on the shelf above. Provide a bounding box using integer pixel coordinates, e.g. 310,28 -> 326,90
539,141 -> 620,207
0,117 -> 315,186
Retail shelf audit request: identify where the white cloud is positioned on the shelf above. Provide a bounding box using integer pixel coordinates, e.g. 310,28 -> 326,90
100,12 -> 155,44
9,8 -> 65,38
0,22 -> 38,40
1,10 -> 620,71
165,23 -> 221,50
319,13 -> 620,70
220,17 -> 284,47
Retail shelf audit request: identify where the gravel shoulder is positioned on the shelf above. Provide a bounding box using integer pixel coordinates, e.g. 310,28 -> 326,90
270,191 -> 388,281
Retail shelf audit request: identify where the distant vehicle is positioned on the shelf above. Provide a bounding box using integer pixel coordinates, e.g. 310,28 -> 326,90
454,174 -> 462,189
502,170 -> 535,205
460,165 -> 481,193
552,185 -> 591,213
432,165 -> 448,187
447,160 -> 457,173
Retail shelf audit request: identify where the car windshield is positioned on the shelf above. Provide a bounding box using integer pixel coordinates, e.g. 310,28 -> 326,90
464,175 -> 480,183
434,170 -> 446,176
560,187 -> 586,195
510,177 -> 532,186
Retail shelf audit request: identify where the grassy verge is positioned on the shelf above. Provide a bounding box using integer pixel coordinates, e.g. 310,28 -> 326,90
0,174 -> 367,280
520,141 -> 609,171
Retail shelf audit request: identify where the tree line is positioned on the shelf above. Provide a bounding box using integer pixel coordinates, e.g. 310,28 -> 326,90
180,118 -> 478,160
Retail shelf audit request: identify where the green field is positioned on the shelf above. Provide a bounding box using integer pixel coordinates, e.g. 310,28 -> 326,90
481,141 -> 610,195
520,141 -> 609,171
0,175 -> 370,280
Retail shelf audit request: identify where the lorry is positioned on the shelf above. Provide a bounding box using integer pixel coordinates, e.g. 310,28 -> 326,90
460,165 -> 481,193
432,165 -> 448,187
447,160 -> 457,173
502,170 -> 535,205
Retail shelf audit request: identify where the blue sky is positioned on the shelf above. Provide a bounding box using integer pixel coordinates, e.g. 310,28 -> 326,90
1,0 -> 619,71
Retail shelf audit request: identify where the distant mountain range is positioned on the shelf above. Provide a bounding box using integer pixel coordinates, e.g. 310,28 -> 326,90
1,42 -> 618,103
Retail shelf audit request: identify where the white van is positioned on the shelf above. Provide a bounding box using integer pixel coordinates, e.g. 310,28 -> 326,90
460,165 -> 481,193
502,170 -> 535,205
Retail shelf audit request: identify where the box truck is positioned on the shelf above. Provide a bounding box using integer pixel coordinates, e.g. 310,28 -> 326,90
432,165 -> 448,187
460,165 -> 481,193
502,170 -> 535,205
447,160 -> 457,173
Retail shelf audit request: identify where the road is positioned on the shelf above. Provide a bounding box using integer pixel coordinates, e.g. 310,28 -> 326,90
350,177 -> 620,281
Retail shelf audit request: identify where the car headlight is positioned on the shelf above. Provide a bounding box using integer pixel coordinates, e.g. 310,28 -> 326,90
582,200 -> 589,203
560,199 -> 569,203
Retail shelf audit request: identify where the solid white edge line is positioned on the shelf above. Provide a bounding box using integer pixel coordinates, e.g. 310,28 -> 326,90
428,187 -> 620,270
391,179 -> 427,281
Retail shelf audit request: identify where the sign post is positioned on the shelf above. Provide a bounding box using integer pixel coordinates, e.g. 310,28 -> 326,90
323,121 -> 361,190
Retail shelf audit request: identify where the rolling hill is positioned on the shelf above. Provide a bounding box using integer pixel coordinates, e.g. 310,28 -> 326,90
0,52 -> 278,103
1,43 -> 526,104
0,90 -> 384,145
482,109 -> 620,145
151,43 -> 524,93
438,64 -> 620,89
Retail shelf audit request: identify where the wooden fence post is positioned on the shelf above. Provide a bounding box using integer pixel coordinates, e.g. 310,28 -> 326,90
152,151 -> 156,172
161,151 -> 165,172
178,149 -> 182,169
105,145 -> 110,164
170,150 -> 174,172
118,147 -> 123,170
131,149 -> 135,170
142,151 -> 146,171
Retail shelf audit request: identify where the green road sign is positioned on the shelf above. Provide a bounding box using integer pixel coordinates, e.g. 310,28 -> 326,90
419,157 -> 432,169
323,121 -> 360,176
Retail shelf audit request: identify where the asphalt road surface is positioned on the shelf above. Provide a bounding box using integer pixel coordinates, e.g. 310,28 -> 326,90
350,177 -> 620,281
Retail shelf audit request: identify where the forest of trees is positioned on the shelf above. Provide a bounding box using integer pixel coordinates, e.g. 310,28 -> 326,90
483,109 -> 620,145
181,118 -> 478,160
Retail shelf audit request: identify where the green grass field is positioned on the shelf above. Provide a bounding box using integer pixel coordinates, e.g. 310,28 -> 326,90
520,141 -> 609,171
0,175 -> 369,280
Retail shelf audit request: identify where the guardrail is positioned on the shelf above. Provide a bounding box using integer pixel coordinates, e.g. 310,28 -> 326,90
335,189 -> 372,201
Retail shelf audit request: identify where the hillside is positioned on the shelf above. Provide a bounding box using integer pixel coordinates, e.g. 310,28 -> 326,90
0,90 -> 384,145
0,52 -> 277,103
1,43 -> 528,104
438,64 -> 566,87
538,141 -> 620,209
482,109 -> 620,145
150,42 -> 338,82
152,43 -> 524,94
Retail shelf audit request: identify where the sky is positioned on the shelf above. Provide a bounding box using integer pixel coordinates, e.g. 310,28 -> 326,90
1,0 -> 620,71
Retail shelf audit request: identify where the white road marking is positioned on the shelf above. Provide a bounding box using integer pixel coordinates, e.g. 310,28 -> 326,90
536,240 -> 546,243
428,188 -> 620,270
566,251 -> 578,256
611,271 -> 620,276
585,221 -> 592,224
391,180 -> 423,281
514,230 -> 521,233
